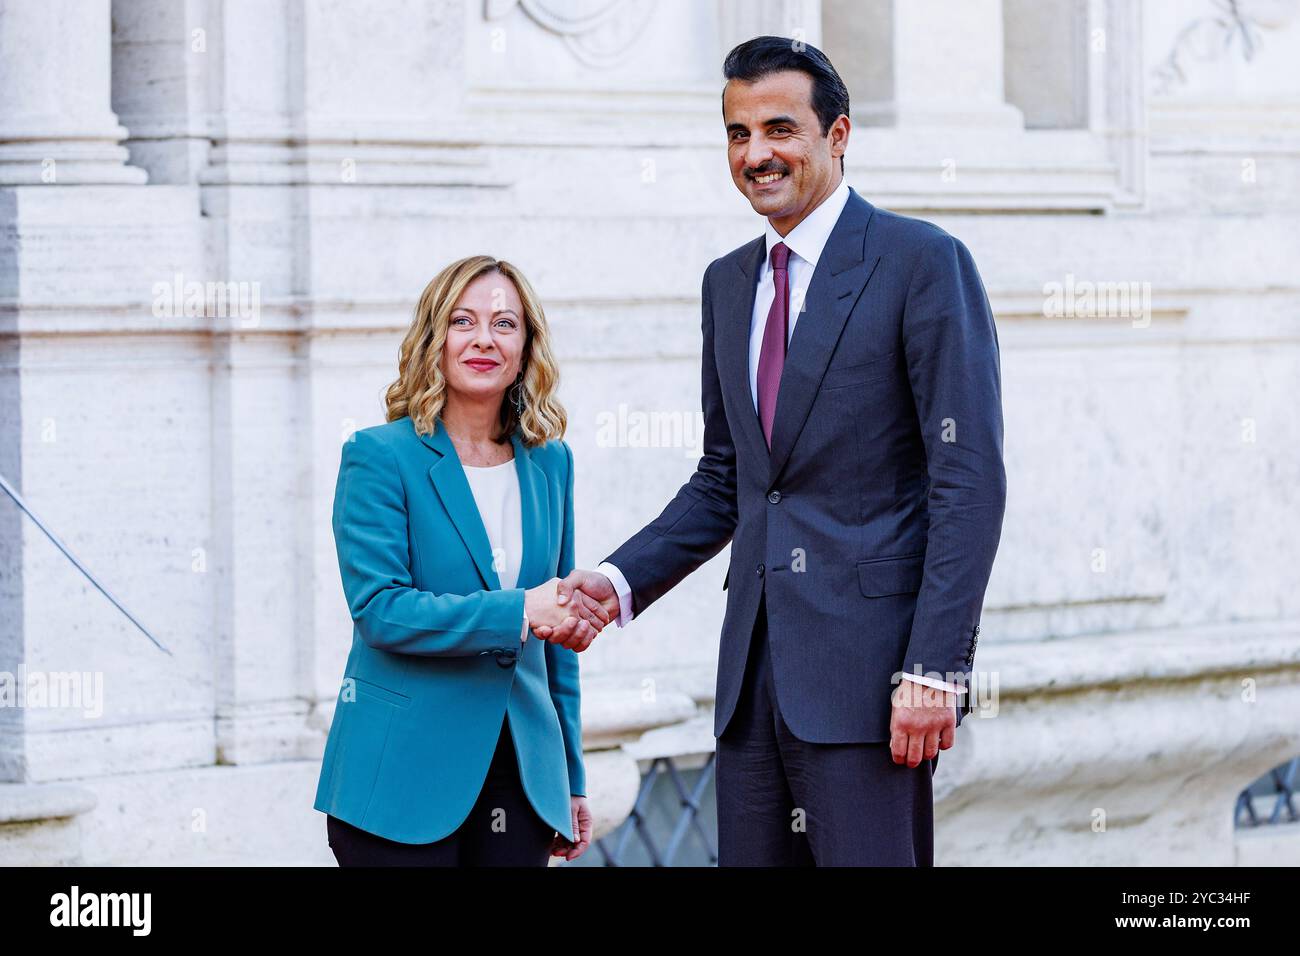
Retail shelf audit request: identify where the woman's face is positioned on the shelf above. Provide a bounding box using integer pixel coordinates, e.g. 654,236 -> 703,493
440,270 -> 527,406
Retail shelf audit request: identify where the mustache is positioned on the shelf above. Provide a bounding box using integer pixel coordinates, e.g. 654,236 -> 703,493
745,163 -> 788,179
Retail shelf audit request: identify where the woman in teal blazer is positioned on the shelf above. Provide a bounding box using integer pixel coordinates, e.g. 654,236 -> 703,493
313,255 -> 610,866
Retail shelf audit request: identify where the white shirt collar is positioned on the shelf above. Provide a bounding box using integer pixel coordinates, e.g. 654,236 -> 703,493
762,176 -> 851,272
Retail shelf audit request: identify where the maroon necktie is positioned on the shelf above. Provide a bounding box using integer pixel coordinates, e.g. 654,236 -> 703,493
756,241 -> 790,449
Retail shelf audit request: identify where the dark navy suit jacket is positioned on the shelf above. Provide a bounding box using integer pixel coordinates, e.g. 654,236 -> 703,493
605,186 -> 1007,743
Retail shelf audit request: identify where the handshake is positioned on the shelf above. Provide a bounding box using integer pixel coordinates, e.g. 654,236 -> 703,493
522,570 -> 618,652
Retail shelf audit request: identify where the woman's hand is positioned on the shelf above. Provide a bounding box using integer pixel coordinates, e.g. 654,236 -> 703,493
550,796 -> 593,862
525,578 -> 610,650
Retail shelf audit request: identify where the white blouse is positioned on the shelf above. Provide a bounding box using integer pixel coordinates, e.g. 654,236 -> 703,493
462,458 -> 527,642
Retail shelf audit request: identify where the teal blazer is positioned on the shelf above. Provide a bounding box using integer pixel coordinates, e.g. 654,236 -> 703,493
312,414 -> 585,844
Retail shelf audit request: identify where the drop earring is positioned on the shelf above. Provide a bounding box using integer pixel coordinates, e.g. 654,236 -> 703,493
509,374 -> 525,416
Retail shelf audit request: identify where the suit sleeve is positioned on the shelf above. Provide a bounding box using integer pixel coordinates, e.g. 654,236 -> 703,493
602,262 -> 740,615
546,440 -> 586,797
899,233 -> 1007,691
332,429 -> 527,657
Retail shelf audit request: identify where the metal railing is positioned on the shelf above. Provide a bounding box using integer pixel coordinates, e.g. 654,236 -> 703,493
1235,756 -> 1299,827
588,754 -> 717,867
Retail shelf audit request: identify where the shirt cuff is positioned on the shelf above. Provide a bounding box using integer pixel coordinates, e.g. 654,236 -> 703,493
520,611 -> 529,644
595,561 -> 634,627
900,672 -> 966,695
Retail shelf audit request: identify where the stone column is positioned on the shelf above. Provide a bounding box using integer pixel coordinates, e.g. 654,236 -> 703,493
0,0 -> 146,184
110,0 -> 215,184
824,0 -> 1024,129
718,0 -> 823,52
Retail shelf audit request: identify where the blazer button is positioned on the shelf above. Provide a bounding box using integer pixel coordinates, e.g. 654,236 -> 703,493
756,563 -> 765,576
767,490 -> 781,504
493,649 -> 518,668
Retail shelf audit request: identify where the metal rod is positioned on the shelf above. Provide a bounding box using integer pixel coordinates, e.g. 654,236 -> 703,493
0,471 -> 170,655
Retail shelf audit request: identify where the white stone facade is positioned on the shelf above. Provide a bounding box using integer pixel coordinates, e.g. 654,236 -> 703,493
0,0 -> 1297,865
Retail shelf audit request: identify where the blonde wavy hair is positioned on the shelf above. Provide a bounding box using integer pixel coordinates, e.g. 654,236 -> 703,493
385,255 -> 567,446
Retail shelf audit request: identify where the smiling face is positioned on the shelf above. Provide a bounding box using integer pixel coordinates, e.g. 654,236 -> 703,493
723,69 -> 849,234
439,269 -> 527,406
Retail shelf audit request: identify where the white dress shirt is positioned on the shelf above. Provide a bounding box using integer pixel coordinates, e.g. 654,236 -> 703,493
598,177 -> 964,697
462,458 -> 529,644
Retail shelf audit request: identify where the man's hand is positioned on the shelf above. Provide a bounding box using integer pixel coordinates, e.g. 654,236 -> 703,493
889,679 -> 958,767
524,577 -> 611,652
533,569 -> 620,650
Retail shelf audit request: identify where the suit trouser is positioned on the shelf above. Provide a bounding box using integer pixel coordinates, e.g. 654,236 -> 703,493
715,591 -> 937,866
326,716 -> 557,867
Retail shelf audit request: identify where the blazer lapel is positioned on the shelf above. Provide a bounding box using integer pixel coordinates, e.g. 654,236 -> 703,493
719,236 -> 770,463
767,189 -> 882,486
509,430 -> 548,589
419,418 -> 497,591
418,417 -> 549,592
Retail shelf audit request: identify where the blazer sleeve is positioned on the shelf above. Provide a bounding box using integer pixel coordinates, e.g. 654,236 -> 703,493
331,428 -> 527,658
602,261 -> 740,615
545,440 -> 586,797
899,232 -> 1007,688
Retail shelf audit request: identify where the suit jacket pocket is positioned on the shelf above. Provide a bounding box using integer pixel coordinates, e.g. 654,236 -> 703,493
348,676 -> 413,708
857,551 -> 925,597
821,352 -> 898,390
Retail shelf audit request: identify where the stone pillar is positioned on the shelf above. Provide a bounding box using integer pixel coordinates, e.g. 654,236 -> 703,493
0,0 -> 146,184
110,0 -> 215,184
718,0 -> 823,53
824,0 -> 1024,129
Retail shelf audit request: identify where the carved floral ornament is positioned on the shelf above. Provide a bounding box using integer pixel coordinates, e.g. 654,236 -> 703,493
485,0 -> 655,68
1152,0 -> 1299,94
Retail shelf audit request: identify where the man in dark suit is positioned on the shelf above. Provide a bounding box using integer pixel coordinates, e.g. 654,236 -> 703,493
535,36 -> 1006,866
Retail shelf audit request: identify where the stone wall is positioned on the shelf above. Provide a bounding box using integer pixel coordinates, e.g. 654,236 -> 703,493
0,0 -> 1297,865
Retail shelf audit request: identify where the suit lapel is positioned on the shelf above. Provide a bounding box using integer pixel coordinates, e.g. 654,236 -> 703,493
510,429 -> 547,589
719,236 -> 769,463
419,417 -> 546,591
767,189 -> 881,485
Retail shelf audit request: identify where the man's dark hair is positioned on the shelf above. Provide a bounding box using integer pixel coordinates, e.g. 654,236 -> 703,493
722,35 -> 850,173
